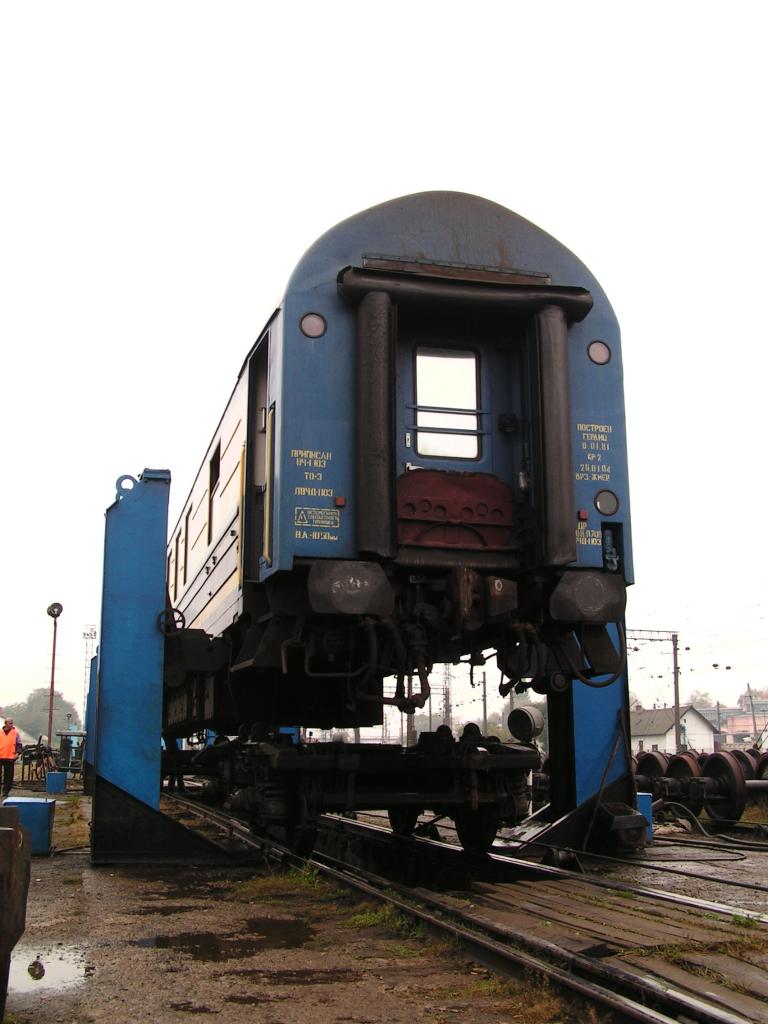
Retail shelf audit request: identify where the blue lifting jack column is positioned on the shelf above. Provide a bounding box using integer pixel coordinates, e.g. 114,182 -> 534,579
91,470 -> 217,862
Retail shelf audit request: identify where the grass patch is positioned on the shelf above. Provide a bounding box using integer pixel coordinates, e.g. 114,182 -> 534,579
737,804 -> 768,824
426,970 -> 605,1024
387,941 -> 423,958
731,914 -> 759,929
618,926 -> 768,988
52,796 -> 90,848
234,865 -> 341,905
344,902 -> 425,941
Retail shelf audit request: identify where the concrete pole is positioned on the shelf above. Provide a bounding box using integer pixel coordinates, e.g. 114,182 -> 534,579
672,633 -> 681,752
747,684 -> 759,744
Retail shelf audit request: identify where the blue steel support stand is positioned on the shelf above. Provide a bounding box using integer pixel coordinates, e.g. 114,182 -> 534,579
90,470 -> 218,862
511,632 -> 640,853
508,626 -> 641,852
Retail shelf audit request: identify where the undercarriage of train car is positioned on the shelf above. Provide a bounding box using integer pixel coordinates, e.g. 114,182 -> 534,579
161,525 -> 627,854
160,562 -> 626,852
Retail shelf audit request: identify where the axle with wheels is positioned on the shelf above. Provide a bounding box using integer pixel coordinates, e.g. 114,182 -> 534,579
634,749 -> 768,822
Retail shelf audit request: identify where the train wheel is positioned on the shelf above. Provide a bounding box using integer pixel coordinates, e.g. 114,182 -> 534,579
754,752 -> 768,811
284,823 -> 318,858
667,752 -> 704,817
388,807 -> 422,836
702,751 -> 747,822
635,750 -> 669,778
454,807 -> 499,855
730,749 -> 758,780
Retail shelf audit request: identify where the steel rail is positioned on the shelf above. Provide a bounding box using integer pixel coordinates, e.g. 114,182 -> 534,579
168,795 -> 767,922
310,848 -> 753,1024
344,812 -> 768,921
310,851 -> 684,1024
163,796 -> 757,1024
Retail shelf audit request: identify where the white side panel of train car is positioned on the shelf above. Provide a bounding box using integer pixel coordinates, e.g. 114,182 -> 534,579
167,371 -> 250,636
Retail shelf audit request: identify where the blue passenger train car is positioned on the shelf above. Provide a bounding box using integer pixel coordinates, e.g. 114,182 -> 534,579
161,192 -> 637,853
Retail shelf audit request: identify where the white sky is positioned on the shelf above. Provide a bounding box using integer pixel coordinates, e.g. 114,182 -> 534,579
2,2 -> 766,724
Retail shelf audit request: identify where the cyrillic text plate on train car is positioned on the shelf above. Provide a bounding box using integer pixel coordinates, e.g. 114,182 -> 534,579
294,507 -> 341,529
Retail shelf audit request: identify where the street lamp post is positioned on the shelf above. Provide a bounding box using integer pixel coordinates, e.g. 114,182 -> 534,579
46,603 -> 63,745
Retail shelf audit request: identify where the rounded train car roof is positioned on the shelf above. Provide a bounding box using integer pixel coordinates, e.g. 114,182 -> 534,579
285,191 -> 613,312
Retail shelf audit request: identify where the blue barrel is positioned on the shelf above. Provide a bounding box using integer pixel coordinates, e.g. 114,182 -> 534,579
2,798 -> 55,855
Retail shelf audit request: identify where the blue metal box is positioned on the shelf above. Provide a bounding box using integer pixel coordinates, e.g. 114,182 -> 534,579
46,772 -> 67,794
2,797 -> 55,855
636,792 -> 653,841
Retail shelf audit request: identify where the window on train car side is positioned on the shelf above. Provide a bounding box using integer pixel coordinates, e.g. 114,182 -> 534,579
207,442 -> 221,545
415,347 -> 479,458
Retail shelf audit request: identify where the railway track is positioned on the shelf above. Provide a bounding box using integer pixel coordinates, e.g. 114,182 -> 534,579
162,793 -> 768,1023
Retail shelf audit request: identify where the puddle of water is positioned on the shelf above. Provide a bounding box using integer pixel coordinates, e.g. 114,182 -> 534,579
8,944 -> 91,995
132,917 -> 314,961
242,916 -> 314,948
224,994 -> 285,1005
123,865 -> 254,899
168,1002 -> 218,1014
219,967 -> 359,985
135,904 -> 198,917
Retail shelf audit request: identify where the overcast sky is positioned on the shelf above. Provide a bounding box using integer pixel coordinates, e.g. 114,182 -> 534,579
2,2 -> 766,726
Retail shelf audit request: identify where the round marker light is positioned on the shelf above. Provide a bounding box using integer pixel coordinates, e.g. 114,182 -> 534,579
300,313 -> 327,338
595,489 -> 619,516
588,340 -> 611,365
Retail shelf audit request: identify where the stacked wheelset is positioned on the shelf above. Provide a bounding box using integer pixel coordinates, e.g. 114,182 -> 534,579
634,748 -> 768,823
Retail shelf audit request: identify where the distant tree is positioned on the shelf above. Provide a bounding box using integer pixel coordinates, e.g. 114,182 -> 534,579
463,709 -> 505,738
1,688 -> 82,743
688,690 -> 715,708
411,713 -> 434,735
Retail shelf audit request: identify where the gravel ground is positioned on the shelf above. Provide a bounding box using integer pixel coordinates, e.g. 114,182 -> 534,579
9,789 -> 766,1023
4,790 -> 598,1024
589,821 -> 768,914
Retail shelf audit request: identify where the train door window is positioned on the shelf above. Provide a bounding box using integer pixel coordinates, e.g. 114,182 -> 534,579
252,338 -> 269,486
415,347 -> 479,458
207,442 -> 221,545
173,531 -> 181,600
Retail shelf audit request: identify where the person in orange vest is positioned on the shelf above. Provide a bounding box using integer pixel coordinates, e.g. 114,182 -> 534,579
0,719 -> 22,798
